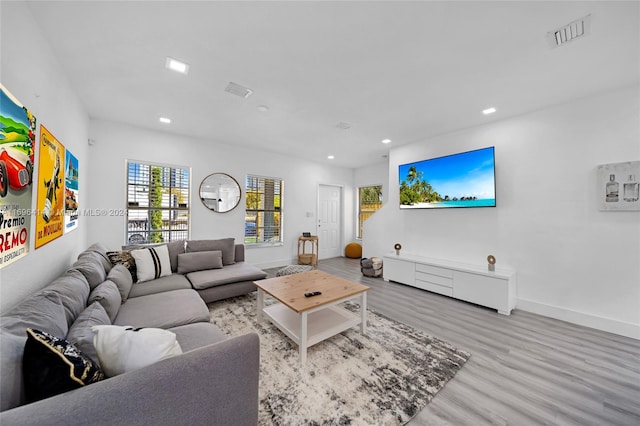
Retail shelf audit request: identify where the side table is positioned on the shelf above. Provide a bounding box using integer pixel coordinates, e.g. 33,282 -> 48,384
297,236 -> 318,266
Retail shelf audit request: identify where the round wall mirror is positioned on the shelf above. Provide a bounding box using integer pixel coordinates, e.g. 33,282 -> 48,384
199,173 -> 241,213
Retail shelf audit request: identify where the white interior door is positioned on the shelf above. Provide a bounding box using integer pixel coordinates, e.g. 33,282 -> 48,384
318,184 -> 342,259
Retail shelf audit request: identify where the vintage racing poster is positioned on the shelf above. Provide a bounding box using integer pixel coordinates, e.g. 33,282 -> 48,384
35,125 -> 65,249
0,84 -> 37,268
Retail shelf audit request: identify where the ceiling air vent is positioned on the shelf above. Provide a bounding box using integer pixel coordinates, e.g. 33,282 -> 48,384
547,14 -> 591,48
225,82 -> 253,98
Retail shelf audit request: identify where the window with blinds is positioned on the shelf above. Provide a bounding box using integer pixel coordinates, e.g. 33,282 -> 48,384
357,185 -> 383,239
245,175 -> 283,245
126,161 -> 190,245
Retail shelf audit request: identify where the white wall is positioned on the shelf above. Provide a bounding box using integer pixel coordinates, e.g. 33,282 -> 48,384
0,2 -> 90,312
86,119 -> 355,269
363,86 -> 640,339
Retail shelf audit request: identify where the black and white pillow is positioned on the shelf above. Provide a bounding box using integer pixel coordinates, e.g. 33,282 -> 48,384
106,250 -> 138,282
130,245 -> 172,282
23,328 -> 104,403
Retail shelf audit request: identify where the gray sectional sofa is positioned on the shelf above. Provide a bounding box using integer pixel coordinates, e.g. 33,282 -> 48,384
0,239 -> 267,425
122,238 -> 268,303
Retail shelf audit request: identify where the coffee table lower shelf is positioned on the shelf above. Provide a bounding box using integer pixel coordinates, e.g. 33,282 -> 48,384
264,303 -> 360,346
258,292 -> 367,365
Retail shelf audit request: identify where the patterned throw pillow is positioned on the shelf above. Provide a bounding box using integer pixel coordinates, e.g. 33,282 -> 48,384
23,328 -> 104,403
106,250 -> 138,282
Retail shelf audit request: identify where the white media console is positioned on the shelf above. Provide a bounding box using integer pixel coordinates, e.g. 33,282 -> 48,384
383,253 -> 516,315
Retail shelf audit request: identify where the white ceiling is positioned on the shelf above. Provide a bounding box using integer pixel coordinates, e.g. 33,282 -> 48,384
24,1 -> 639,168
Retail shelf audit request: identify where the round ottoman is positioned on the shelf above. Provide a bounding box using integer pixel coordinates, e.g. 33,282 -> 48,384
344,242 -> 362,259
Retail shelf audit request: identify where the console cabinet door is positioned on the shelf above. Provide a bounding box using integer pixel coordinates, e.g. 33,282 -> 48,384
453,271 -> 509,312
383,257 -> 415,286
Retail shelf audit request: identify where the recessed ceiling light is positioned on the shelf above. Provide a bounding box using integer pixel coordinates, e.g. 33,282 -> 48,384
381,139 -> 392,144
327,155 -> 335,160
257,105 -> 269,112
159,117 -> 171,124
165,57 -> 190,75
482,107 -> 497,115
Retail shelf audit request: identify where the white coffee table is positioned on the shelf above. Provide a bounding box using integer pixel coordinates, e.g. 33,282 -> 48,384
255,270 -> 369,365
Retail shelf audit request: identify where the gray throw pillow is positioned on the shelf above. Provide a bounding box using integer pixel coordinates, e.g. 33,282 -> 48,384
186,238 -> 235,265
88,281 -> 121,322
107,264 -> 134,301
66,302 -> 111,367
177,251 -> 223,274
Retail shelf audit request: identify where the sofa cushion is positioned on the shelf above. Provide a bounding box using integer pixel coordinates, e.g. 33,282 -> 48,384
131,245 -> 172,282
187,238 -> 235,265
166,240 -> 186,273
78,243 -> 113,273
85,241 -> 109,255
185,262 -> 267,290
72,256 -> 108,290
177,250 -> 223,274
92,325 -> 182,377
169,323 -> 227,353
46,269 -> 91,327
234,244 -> 245,262
127,273 -> 192,298
66,302 -> 111,367
23,328 -> 104,404
1,291 -> 69,338
114,289 -> 210,329
106,250 -> 138,282
0,331 -> 28,411
107,264 -> 134,301
88,281 -> 121,322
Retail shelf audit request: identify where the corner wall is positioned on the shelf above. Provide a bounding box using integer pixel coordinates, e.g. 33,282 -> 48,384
363,86 -> 640,339
0,2 -> 90,312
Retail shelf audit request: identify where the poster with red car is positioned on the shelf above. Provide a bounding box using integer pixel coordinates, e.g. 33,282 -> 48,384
35,126 -> 65,249
0,84 -> 37,269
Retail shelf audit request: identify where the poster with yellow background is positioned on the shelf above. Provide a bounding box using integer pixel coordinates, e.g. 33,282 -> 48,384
35,126 -> 65,248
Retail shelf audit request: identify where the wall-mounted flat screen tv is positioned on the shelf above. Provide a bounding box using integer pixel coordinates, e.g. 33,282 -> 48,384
399,146 -> 496,209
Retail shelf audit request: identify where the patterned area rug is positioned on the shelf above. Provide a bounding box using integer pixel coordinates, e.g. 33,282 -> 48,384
209,293 -> 470,425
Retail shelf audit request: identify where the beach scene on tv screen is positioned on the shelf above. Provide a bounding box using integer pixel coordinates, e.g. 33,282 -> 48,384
399,147 -> 496,209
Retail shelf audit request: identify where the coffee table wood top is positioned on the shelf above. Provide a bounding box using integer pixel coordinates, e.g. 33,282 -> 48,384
255,270 -> 369,313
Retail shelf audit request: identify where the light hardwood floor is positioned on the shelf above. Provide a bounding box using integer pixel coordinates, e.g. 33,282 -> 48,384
265,257 -> 640,426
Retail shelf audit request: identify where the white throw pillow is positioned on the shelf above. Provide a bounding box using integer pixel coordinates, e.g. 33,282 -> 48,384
130,245 -> 172,282
92,325 -> 183,377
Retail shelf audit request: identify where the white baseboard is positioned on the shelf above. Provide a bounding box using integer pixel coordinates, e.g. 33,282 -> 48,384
517,298 -> 640,340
